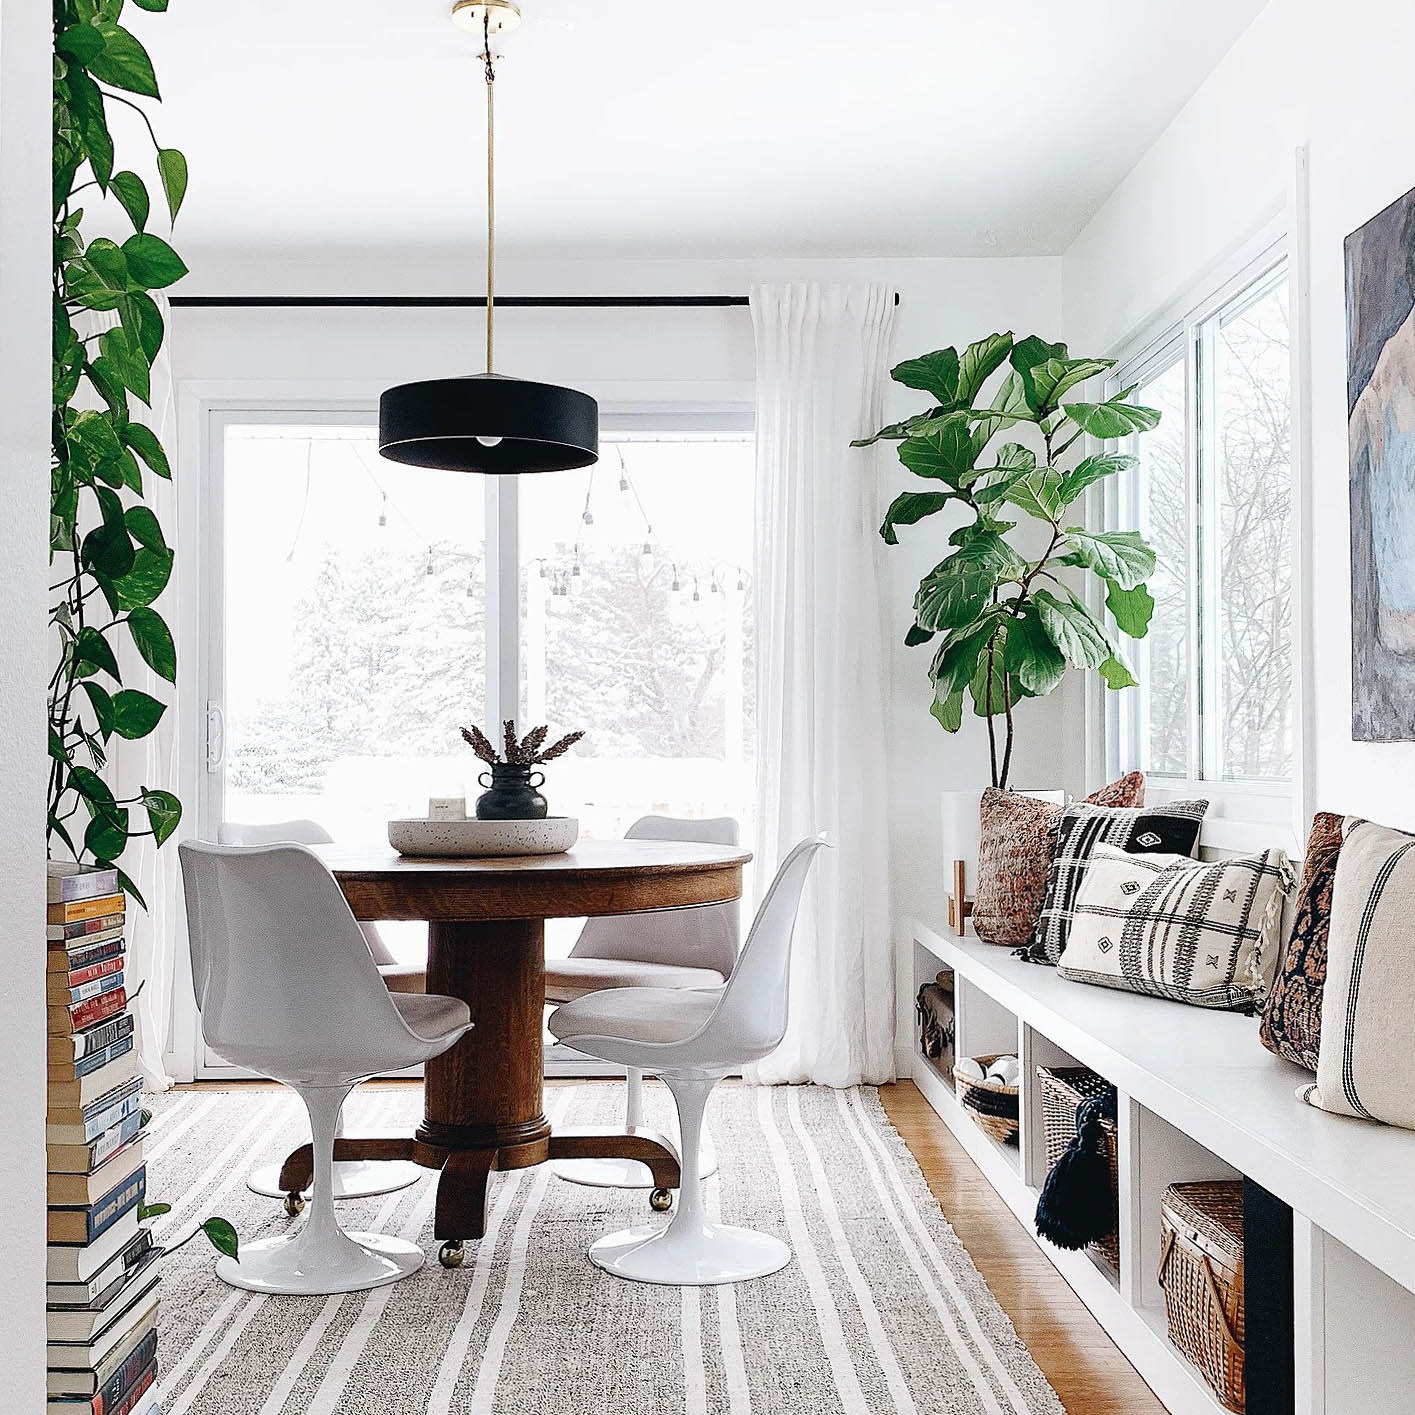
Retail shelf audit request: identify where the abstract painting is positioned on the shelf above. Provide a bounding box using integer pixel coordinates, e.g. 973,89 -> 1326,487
1348,184 -> 1415,740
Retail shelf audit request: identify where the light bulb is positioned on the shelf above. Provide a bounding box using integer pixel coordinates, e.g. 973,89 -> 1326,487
692,579 -> 701,603
671,575 -> 681,594
710,579 -> 720,594
736,573 -> 746,591
425,550 -> 435,576
582,510 -> 594,526
377,494 -> 388,528
475,434 -> 503,448
640,541 -> 653,563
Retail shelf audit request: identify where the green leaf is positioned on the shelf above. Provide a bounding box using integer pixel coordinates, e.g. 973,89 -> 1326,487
903,623 -> 935,648
968,629 -> 1010,717
111,688 -> 166,739
141,787 -> 181,844
109,170 -> 149,231
1056,452 -> 1136,507
121,232 -> 187,289
971,444 -> 1038,506
1023,356 -> 1114,414
131,0 -> 172,10
930,686 -> 965,732
89,24 -> 159,98
114,866 -> 147,911
1004,606 -> 1068,696
1059,528 -> 1156,590
68,764 -> 115,808
1098,655 -> 1139,690
138,1202 -> 172,1220
898,416 -> 977,486
156,148 -> 188,221
73,625 -> 121,681
200,1217 -> 239,1260
1062,395 -> 1163,439
915,558 -> 993,633
67,69 -> 113,190
56,24 -> 106,65
124,504 -> 167,552
114,546 -> 173,609
851,407 -> 949,448
1002,467 -> 1065,522
126,605 -> 176,681
84,806 -> 129,862
929,618 -> 999,696
879,490 -> 950,545
85,356 -> 128,418
1034,589 -> 1112,669
969,369 -> 1036,446
81,505 -> 135,580
1106,580 -> 1155,638
121,291 -> 165,362
122,420 -> 170,478
81,681 -> 116,739
83,236 -> 129,291
956,332 -> 1014,405
891,348 -> 959,403
100,326 -> 150,403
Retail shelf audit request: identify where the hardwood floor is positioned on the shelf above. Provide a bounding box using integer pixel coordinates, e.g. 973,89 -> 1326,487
880,1080 -> 1168,1415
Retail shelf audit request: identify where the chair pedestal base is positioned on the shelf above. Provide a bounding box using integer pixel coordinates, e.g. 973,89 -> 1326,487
589,1220 -> 790,1286
248,1159 -> 423,1201
216,1229 -> 425,1295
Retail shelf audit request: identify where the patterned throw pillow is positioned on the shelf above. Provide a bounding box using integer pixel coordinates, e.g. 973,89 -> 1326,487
971,773 -> 1145,949
1259,812 -> 1343,1072
1028,797 -> 1209,964
1058,843 -> 1292,1010
1302,819 -> 1415,1130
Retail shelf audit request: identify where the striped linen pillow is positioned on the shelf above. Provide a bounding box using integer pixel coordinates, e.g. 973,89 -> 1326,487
1057,842 -> 1293,1010
1028,798 -> 1209,964
1303,819 -> 1415,1129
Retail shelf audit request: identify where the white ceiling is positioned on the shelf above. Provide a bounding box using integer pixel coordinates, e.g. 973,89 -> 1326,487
135,0 -> 1265,263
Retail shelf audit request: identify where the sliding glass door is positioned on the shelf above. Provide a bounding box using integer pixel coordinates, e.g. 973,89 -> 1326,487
198,407 -> 755,1073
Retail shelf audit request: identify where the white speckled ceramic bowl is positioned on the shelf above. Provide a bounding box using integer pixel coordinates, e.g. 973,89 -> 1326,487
387,816 -> 580,858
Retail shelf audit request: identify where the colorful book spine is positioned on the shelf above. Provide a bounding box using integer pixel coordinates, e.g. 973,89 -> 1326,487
47,894 -> 126,926
72,1035 -> 136,1082
50,1169 -> 146,1247
48,915 -> 125,943
50,1013 -> 136,1068
52,939 -> 126,975
49,1109 -> 146,1176
52,970 -> 126,1008
47,864 -> 120,904
50,987 -> 128,1037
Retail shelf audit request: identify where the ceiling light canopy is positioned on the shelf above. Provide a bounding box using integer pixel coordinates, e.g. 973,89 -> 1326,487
379,1 -> 598,475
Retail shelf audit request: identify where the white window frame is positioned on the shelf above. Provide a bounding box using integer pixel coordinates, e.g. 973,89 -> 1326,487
1100,226 -> 1301,834
168,392 -> 754,1081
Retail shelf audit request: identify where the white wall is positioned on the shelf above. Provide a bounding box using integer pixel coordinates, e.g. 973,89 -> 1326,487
1063,0 -> 1415,831
172,251 -> 1062,1066
0,0 -> 57,1395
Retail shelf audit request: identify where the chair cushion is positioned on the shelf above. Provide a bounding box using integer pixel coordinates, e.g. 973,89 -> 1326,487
544,957 -> 725,1004
549,987 -> 719,1049
393,991 -> 471,1042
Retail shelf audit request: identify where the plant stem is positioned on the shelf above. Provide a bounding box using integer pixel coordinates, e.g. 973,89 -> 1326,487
984,634 -> 999,787
999,675 -> 1015,790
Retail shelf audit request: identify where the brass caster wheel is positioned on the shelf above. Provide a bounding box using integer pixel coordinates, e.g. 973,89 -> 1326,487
438,1240 -> 466,1269
283,1193 -> 306,1217
649,1187 -> 674,1213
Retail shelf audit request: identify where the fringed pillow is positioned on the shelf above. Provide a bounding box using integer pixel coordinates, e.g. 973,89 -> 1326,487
1058,843 -> 1292,1010
1259,812 -> 1343,1072
971,773 -> 1145,949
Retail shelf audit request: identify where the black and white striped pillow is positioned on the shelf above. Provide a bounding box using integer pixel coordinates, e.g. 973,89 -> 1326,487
1057,843 -> 1291,1010
1304,819 -> 1415,1130
1027,798 -> 1209,964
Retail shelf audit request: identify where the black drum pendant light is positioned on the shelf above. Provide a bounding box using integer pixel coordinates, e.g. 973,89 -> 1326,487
378,1 -> 598,474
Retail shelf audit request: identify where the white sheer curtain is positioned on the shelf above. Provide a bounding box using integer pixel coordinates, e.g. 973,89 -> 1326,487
746,282 -> 897,1087
76,295 -> 179,1089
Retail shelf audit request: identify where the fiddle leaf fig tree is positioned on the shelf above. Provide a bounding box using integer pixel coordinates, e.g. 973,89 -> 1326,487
51,0 -> 188,897
856,333 -> 1161,790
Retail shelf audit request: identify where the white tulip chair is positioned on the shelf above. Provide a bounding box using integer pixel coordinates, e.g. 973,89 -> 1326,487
179,841 -> 473,1294
548,836 -> 827,1285
218,820 -> 426,1204
545,814 -> 739,1190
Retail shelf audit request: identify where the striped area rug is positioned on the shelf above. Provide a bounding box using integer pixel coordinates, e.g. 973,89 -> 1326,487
147,1083 -> 1064,1415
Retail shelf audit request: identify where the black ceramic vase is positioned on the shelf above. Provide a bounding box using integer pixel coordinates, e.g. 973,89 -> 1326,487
475,763 -> 549,820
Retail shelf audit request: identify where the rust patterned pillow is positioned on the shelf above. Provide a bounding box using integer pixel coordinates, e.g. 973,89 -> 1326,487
1259,811 -> 1343,1072
971,773 -> 1145,948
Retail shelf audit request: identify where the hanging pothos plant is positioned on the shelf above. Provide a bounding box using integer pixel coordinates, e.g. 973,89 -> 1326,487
51,0 -> 188,896
857,333 -> 1162,790
53,0 -> 236,1261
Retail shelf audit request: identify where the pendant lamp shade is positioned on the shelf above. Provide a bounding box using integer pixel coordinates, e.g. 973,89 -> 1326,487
378,373 -> 598,474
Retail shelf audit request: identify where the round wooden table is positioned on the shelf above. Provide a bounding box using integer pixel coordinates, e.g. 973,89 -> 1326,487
275,839 -> 750,1263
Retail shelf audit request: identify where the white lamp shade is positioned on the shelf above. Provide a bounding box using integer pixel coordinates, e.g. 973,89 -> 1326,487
940,789 -> 984,883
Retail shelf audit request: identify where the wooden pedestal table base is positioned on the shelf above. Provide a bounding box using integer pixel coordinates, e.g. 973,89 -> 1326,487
279,839 -> 750,1267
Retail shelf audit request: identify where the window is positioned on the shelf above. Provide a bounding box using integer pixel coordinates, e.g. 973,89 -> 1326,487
209,413 -> 755,843
1112,256 -> 1294,793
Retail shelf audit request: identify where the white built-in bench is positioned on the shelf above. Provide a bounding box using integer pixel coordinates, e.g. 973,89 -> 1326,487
911,917 -> 1415,1415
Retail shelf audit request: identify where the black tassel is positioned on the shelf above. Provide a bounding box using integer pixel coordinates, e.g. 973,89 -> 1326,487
1035,1087 -> 1117,1251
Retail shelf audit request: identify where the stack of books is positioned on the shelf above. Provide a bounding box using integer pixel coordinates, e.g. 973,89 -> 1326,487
46,862 -> 161,1415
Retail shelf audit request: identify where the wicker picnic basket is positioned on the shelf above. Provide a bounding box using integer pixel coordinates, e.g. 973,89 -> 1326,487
1158,1180 -> 1245,1413
1037,1066 -> 1120,1271
953,1053 -> 1019,1145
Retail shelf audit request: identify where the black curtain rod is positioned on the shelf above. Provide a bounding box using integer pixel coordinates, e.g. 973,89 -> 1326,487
168,293 -> 902,310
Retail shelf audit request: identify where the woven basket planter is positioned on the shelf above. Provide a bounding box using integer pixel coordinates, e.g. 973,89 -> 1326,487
1037,1065 -> 1120,1272
953,1053 -> 1019,1145
1158,1180 -> 1245,1413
